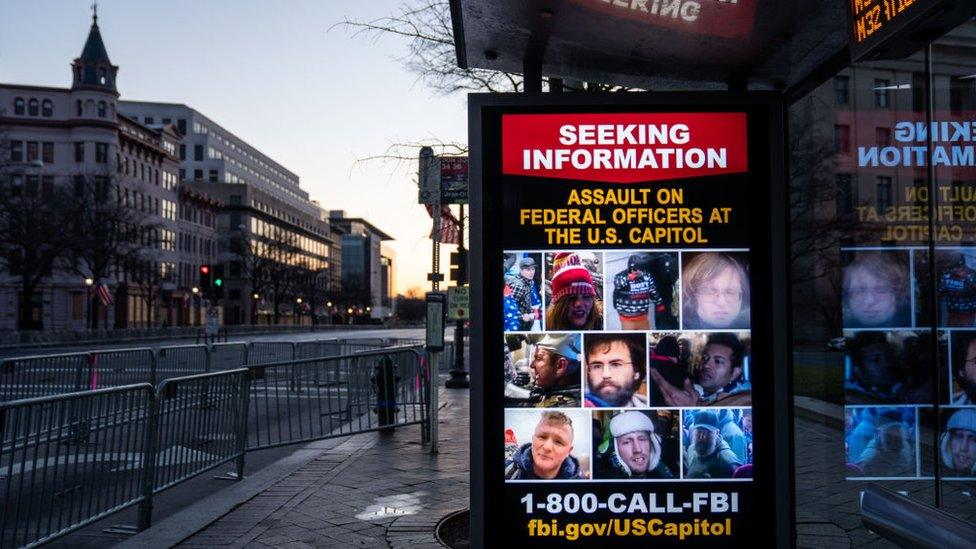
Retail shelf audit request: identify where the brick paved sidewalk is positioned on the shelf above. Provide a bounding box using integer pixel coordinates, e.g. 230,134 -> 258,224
150,387 -> 469,549
116,384 -> 909,548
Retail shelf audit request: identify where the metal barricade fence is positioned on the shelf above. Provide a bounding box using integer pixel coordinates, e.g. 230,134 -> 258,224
150,370 -> 250,495
154,345 -> 208,381
0,345 -> 431,548
0,353 -> 89,402
0,338 -> 438,403
246,347 -> 426,450
294,340 -> 327,360
246,342 -> 295,365
210,343 -> 248,372
300,339 -> 396,359
89,348 -> 155,389
0,385 -> 156,549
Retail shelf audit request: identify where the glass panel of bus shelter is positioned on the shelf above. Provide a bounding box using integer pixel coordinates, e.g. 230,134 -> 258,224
928,19 -> 976,525
790,44 -> 941,546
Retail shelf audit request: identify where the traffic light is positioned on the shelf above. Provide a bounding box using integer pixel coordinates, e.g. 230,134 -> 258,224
450,250 -> 468,283
199,265 -> 211,291
212,264 -> 225,300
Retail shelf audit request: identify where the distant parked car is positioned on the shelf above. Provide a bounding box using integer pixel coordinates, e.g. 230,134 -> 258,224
826,337 -> 846,351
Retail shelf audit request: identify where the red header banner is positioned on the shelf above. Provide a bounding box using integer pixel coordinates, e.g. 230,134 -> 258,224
501,112 -> 748,183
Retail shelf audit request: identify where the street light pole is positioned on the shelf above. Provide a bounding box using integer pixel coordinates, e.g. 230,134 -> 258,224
85,277 -> 94,331
446,204 -> 469,388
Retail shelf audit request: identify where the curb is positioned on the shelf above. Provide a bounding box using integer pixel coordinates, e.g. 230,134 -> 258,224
114,436 -> 352,549
794,395 -> 844,430
115,387 -> 445,548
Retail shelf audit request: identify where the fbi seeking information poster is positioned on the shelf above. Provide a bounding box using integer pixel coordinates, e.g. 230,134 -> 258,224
471,95 -> 788,548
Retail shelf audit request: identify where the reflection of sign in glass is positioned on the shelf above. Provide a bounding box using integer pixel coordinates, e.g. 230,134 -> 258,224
472,94 -> 788,547
857,119 -> 976,169
567,0 -> 758,40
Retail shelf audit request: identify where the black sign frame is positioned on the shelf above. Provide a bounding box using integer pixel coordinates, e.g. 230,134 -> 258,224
469,92 -> 791,548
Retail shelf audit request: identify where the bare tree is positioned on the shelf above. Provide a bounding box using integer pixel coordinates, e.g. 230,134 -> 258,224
0,168 -> 73,331
292,259 -> 328,325
232,227 -> 300,325
64,173 -> 155,329
334,0 -> 523,94
353,138 -> 467,183
787,96 -> 864,337
232,233 -> 274,324
265,235 -> 301,325
334,1 -> 636,97
124,254 -> 172,327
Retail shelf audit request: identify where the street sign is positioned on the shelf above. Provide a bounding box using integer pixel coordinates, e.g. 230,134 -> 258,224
419,146 -> 441,205
425,292 -> 446,351
469,93 -> 789,547
419,148 -> 469,205
447,286 -> 469,320
205,311 -> 219,337
440,156 -> 469,204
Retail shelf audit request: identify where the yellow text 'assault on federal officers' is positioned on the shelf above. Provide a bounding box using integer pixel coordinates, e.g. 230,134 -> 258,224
518,207 -> 703,226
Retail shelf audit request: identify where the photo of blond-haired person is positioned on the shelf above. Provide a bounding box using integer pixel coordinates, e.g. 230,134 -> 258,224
681,252 -> 750,330
842,251 -> 910,329
504,409 -> 591,480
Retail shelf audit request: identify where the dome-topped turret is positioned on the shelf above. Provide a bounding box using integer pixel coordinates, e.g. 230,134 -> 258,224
71,9 -> 119,95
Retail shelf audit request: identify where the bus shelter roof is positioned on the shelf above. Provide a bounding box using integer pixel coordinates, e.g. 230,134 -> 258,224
449,0 -> 852,93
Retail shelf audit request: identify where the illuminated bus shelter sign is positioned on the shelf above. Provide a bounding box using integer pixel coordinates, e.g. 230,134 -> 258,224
468,93 -> 790,548
847,0 -> 966,62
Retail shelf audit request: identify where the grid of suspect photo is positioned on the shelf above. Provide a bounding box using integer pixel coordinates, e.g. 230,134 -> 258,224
841,246 -> 976,331
502,248 -> 753,333
842,249 -> 912,330
915,248 -> 976,329
503,252 -> 544,332
504,333 -> 582,408
842,330 -> 942,405
604,251 -> 679,331
680,251 -> 750,331
950,331 -> 976,406
648,332 -> 752,407
543,251 -> 605,331
841,246 -> 976,480
505,408 -> 593,480
504,407 -> 754,482
845,406 -> 920,479
919,406 -> 976,479
501,248 -> 754,483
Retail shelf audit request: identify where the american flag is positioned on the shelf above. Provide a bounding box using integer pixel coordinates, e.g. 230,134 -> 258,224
90,282 -> 114,306
426,205 -> 460,245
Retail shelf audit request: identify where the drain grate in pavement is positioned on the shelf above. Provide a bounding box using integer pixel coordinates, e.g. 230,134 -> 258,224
436,509 -> 469,549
